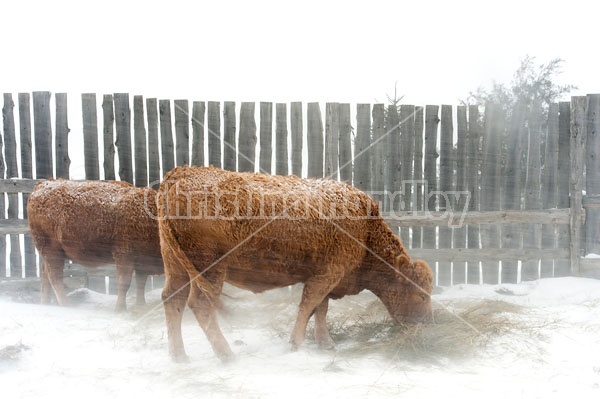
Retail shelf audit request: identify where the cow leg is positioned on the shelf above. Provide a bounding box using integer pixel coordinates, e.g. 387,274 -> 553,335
43,252 -> 68,306
187,271 -> 234,362
114,256 -> 135,312
291,275 -> 342,350
40,259 -> 53,304
135,270 -> 149,306
313,298 -> 335,349
162,272 -> 191,363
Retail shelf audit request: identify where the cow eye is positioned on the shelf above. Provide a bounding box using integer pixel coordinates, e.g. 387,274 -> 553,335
420,294 -> 427,301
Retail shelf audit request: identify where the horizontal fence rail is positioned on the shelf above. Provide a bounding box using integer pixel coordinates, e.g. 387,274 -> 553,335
2,92 -> 600,287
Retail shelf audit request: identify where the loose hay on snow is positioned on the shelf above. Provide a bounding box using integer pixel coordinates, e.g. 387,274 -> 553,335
331,299 -> 530,361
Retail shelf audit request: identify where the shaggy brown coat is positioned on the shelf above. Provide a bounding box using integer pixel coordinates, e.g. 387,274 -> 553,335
27,180 -> 163,311
158,165 -> 433,362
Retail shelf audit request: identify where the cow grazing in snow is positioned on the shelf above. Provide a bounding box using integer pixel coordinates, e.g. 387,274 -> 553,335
27,180 -> 164,311
157,165 -> 433,362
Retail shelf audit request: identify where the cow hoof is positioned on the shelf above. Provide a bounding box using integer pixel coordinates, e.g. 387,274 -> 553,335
218,351 -> 236,364
171,353 -> 190,363
317,340 -> 336,351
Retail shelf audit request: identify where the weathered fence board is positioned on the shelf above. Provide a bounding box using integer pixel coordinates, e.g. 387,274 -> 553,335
134,95 -> 148,187
82,93 -> 99,180
102,95 -> 116,180
223,101 -> 236,171
160,100 -> 175,174
339,103 -> 352,184
541,103 -> 560,278
207,101 -> 221,169
33,91 -> 53,179
307,103 -> 323,178
259,102 -> 273,174
275,103 -> 288,176
438,105 -> 454,286
290,102 -> 303,177
175,99 -> 190,168
55,93 -> 70,179
423,105 -> 439,253
453,105 -> 468,284
18,93 -> 36,277
370,104 -> 385,207
570,96 -> 587,274
466,105 -> 481,283
354,104 -> 371,192
325,103 -> 340,180
412,106 -> 424,250
238,102 -> 256,173
555,101 -> 571,276
147,98 -> 161,184
480,104 -> 503,284
585,94 -> 600,255
114,93 -> 132,183
191,101 -> 206,168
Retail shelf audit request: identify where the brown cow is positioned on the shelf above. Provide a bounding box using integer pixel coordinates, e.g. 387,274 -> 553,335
27,179 -> 163,311
158,165 -> 433,362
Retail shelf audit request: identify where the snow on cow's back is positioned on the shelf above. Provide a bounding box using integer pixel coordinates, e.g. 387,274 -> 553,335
160,165 -> 377,220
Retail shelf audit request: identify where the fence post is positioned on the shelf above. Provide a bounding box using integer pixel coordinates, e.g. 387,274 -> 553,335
522,107 -> 543,281
2,94 -> 22,277
570,96 -> 587,274
275,103 -> 288,176
19,93 -> 36,277
339,103 -> 352,183
191,101 -> 206,168
102,94 -> 116,180
114,93 -> 133,183
0,113 -> 5,277
223,101 -> 236,171
555,101 -> 571,276
207,101 -> 221,169
259,102 -> 273,174
502,104 -> 526,284
307,103 -> 323,178
453,105 -> 468,284
385,105 -> 400,212
412,106 -> 424,250
290,102 -> 303,177
134,95 -> 148,186
584,94 -> 600,256
174,99 -> 190,168
354,104 -> 371,192
541,103 -> 560,278
146,98 -> 161,184
371,104 -> 385,207
437,105 -> 454,286
82,93 -> 100,180
55,93 -> 70,179
325,103 -> 340,180
466,105 -> 481,283
399,105 -> 415,246
33,91 -> 53,179
423,105 -> 439,268
480,104 -> 502,284
238,102 -> 256,173
160,100 -> 175,175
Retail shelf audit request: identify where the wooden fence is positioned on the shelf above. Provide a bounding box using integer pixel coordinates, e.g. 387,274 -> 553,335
1,92 -> 600,287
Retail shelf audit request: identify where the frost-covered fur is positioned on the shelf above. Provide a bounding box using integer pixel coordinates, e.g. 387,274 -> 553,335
27,179 -> 163,311
158,165 -> 433,362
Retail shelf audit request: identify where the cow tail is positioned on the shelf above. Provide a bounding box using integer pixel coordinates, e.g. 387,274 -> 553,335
159,219 -> 216,302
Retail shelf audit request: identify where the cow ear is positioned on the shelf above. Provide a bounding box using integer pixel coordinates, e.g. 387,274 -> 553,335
394,253 -> 411,268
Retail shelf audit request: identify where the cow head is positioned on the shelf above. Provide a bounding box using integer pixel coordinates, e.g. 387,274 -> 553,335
371,255 -> 434,324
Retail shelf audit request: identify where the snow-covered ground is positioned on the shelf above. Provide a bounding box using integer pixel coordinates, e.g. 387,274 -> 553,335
1,277 -> 600,398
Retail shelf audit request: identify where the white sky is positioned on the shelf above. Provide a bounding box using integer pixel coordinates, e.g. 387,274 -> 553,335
2,0 -> 598,105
